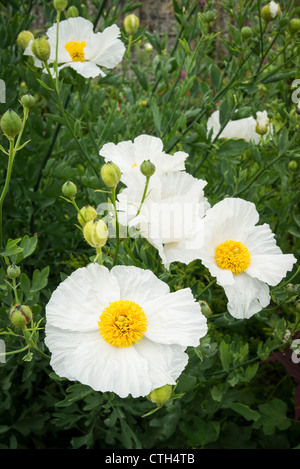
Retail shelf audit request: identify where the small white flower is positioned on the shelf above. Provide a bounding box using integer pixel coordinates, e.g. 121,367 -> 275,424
196,198 -> 297,319
207,110 -> 272,144
45,264 -> 207,398
24,17 -> 125,78
99,134 -> 188,181
117,170 -> 210,268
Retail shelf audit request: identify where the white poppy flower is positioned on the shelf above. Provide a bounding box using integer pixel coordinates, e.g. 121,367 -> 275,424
99,134 -> 188,180
24,17 -> 125,78
196,198 -> 297,319
117,170 -> 210,268
45,264 -> 207,398
207,110 -> 272,144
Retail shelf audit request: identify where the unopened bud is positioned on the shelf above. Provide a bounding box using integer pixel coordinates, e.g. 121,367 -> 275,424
261,2 -> 281,22
66,6 -> 79,18
83,218 -> 108,248
17,30 -> 34,50
31,37 -> 51,62
241,26 -> 253,40
147,384 -> 173,406
255,110 -> 269,135
62,180 -> 77,198
144,42 -> 153,52
54,0 -> 68,11
124,14 -> 140,34
140,160 -> 156,178
77,205 -> 97,227
101,162 -> 121,188
6,264 -> 21,279
295,299 -> 300,313
0,110 -> 23,139
289,18 -> 300,34
204,10 -> 216,23
199,300 -> 212,318
10,304 -> 33,329
289,160 -> 298,171
20,93 -> 35,109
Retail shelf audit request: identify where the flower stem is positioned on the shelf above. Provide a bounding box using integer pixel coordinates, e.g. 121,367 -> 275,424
136,176 -> 150,217
111,186 -> 120,267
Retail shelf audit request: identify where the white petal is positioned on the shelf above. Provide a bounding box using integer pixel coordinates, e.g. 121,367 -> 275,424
111,265 -> 170,304
144,288 -> 207,346
89,24 -> 125,68
46,263 -> 120,332
60,61 -> 104,78
100,140 -> 136,172
246,253 -> 297,286
134,338 -> 189,389
223,273 -> 270,319
45,325 -> 79,380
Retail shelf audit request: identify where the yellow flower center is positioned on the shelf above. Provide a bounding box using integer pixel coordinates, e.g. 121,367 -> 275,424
65,41 -> 86,62
215,240 -> 251,275
131,162 -> 137,168
98,300 -> 148,348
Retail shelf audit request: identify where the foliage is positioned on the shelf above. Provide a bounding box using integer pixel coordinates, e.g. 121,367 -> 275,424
0,0 -> 299,449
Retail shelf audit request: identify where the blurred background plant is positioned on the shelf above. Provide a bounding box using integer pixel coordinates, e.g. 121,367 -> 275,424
0,0 -> 299,449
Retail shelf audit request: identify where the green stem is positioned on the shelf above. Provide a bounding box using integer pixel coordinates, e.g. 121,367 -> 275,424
111,186 -> 120,267
136,176 -> 150,217
122,34 -> 133,83
55,10 -> 61,92
12,278 -> 20,304
0,139 -> 14,250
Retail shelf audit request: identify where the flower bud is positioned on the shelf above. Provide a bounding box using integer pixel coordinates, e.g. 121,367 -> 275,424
140,160 -> 156,178
17,30 -> 34,50
54,0 -> 68,11
0,109 -> 23,139
62,180 -> 77,198
10,304 -> 33,329
147,384 -> 173,406
83,218 -> 108,248
66,6 -> 79,18
204,10 -> 216,23
6,264 -> 21,279
31,37 -> 51,62
289,18 -> 300,35
260,2 -> 281,22
101,162 -> 121,188
77,205 -> 98,227
199,300 -> 212,318
289,160 -> 298,171
255,110 -> 269,135
241,26 -> 253,40
124,14 -> 140,34
20,93 -> 35,109
144,42 -> 153,52
295,299 -> 300,313
286,283 -> 297,294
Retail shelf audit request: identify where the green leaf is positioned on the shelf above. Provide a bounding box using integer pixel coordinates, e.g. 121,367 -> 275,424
10,235 -> 38,264
225,403 -> 260,422
219,340 -> 233,372
0,238 -> 23,257
31,266 -> 49,293
252,398 -> 291,435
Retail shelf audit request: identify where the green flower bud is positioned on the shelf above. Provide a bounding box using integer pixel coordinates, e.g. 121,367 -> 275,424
289,18 -> 300,34
289,160 -> 298,171
83,218 -> 108,248
241,26 -> 253,40
124,14 -> 140,34
295,299 -> 300,313
31,37 -> 51,62
54,0 -> 68,11
62,180 -> 77,198
101,162 -> 121,188
140,160 -> 156,178
205,10 -> 216,23
66,6 -> 79,18
147,384 -> 173,406
261,2 -> 281,22
6,264 -> 21,279
20,93 -> 35,109
144,42 -> 153,52
17,30 -> 34,50
0,109 -> 23,139
77,205 -> 97,227
199,300 -> 213,318
10,304 -> 33,329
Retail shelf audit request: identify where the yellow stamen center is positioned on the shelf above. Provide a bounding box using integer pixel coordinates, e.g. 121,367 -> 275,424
65,41 -> 86,62
215,240 -> 251,275
98,300 -> 147,348
131,162 -> 137,168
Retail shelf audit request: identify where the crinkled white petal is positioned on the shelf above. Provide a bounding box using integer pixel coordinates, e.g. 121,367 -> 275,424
143,288 -> 207,346
46,263 -> 119,332
246,253 -> 296,286
223,273 -> 270,319
58,61 -> 105,78
89,24 -> 125,68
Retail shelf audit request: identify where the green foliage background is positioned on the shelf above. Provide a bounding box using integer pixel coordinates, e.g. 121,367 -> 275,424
0,0 -> 300,449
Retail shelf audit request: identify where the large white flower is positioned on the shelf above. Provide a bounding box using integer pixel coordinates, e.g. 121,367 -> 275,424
196,198 -> 297,319
24,17 -> 125,78
45,264 -> 207,398
99,134 -> 188,181
117,170 -> 210,268
207,110 -> 272,144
